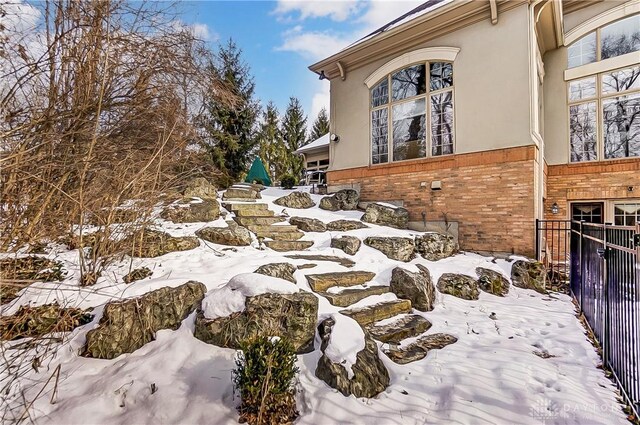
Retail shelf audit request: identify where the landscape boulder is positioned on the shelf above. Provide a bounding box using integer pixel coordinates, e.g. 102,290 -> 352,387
437,273 -> 479,300
289,216 -> 326,232
274,192 -> 315,209
83,281 -> 206,359
361,203 -> 409,229
160,199 -> 220,223
222,187 -> 261,201
476,267 -> 510,296
319,189 -> 359,211
124,229 -> 199,258
195,222 -> 252,246
511,260 -> 546,294
123,267 -> 153,284
326,220 -> 368,231
183,177 -> 217,199
390,266 -> 436,311
414,233 -> 458,261
363,237 -> 415,262
254,263 -> 297,283
315,317 -> 390,398
330,236 -> 361,255
194,292 -> 318,354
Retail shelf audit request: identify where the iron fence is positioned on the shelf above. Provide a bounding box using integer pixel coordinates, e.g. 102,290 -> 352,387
569,221 -> 640,418
535,219 -> 571,290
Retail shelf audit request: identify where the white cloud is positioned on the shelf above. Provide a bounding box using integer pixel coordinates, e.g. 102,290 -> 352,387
274,0 -> 363,22
310,81 -> 330,124
357,0 -> 425,29
277,26 -> 350,60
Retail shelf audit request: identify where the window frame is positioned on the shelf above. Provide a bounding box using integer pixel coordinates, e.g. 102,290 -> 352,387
566,13 -> 640,70
566,64 -> 640,163
369,60 -> 456,166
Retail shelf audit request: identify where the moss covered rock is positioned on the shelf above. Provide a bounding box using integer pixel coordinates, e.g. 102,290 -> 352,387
511,260 -> 546,294
437,273 -> 479,300
476,267 -> 510,296
83,281 -> 206,359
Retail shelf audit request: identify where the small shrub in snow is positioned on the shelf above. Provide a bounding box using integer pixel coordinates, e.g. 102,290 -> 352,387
233,336 -> 298,425
280,174 -> 296,190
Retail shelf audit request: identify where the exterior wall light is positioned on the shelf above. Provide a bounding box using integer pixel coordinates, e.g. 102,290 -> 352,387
551,202 -> 559,215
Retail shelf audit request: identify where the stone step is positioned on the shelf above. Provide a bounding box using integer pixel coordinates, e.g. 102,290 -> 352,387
365,315 -> 432,344
222,188 -> 260,200
257,231 -> 305,241
284,254 -> 355,268
247,224 -> 299,233
233,216 -> 285,226
383,333 -> 458,365
341,299 -> 412,326
264,240 -> 314,252
223,203 -> 268,212
306,271 -> 376,292
222,198 -> 256,202
234,209 -> 274,218
321,285 -> 390,307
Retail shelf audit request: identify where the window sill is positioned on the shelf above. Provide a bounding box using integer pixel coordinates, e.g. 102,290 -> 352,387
564,51 -> 640,81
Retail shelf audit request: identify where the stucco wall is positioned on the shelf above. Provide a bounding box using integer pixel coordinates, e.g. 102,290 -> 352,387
329,4 -> 532,172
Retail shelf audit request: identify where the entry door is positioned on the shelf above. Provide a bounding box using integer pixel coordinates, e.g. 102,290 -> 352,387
571,202 -> 604,223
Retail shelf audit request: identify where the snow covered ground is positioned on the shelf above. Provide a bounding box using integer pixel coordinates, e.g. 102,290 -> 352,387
0,187 -> 628,424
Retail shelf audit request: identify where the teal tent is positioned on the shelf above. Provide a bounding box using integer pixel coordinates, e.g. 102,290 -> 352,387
244,157 -> 272,186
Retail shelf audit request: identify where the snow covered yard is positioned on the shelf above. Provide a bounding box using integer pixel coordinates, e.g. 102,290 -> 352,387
0,187 -> 628,425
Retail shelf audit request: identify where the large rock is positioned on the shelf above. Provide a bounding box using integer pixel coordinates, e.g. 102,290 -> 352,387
124,229 -> 199,258
362,203 -> 409,229
511,260 -> 546,293
255,263 -> 297,283
437,273 -> 479,300
326,220 -> 368,231
194,292 -> 318,354
195,222 -> 252,246
183,177 -> 217,199
390,266 -> 435,311
319,189 -> 359,211
315,318 -> 389,398
274,191 -> 315,209
414,233 -> 458,261
123,267 -> 153,284
476,267 -> 510,296
160,199 -> 220,223
223,187 -> 261,200
364,237 -> 415,262
289,216 -> 326,232
330,236 -> 361,255
83,281 -> 206,359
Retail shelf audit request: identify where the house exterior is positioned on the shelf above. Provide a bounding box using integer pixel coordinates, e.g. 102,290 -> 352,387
295,133 -> 330,183
309,0 -> 640,257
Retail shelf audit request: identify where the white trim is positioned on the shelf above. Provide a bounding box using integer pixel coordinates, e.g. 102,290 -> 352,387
564,0 -> 640,45
564,51 -> 640,81
364,47 -> 460,88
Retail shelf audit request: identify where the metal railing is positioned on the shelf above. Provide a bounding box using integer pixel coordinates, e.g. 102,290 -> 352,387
535,219 -> 571,291
569,220 -> 640,418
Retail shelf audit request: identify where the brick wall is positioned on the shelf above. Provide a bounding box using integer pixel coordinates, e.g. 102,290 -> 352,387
328,146 -> 537,256
545,158 -> 640,220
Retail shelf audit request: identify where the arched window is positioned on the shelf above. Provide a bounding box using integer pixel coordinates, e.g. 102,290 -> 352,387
567,14 -> 640,69
370,61 -> 454,164
566,14 -> 640,162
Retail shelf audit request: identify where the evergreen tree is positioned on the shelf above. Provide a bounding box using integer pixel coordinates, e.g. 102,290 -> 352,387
257,101 -> 286,180
280,97 -> 307,179
204,39 -> 259,183
308,107 -> 330,142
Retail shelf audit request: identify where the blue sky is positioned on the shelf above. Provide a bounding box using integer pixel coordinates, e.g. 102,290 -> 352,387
179,1 -> 426,122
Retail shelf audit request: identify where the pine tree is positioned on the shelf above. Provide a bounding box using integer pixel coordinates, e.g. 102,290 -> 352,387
308,107 -> 330,142
204,39 -> 259,183
280,97 -> 307,179
257,101 -> 286,180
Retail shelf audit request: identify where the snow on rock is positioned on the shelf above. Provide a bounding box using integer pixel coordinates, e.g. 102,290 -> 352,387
321,313 -> 365,379
201,273 -> 299,319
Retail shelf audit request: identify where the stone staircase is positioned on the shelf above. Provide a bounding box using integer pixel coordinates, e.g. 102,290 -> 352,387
222,190 -> 313,251
305,271 -> 455,364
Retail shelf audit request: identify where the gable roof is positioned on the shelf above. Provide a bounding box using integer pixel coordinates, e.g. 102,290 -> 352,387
296,133 -> 329,154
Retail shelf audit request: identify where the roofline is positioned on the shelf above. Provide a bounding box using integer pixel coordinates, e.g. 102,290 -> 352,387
295,144 -> 329,155
309,0 -> 528,79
